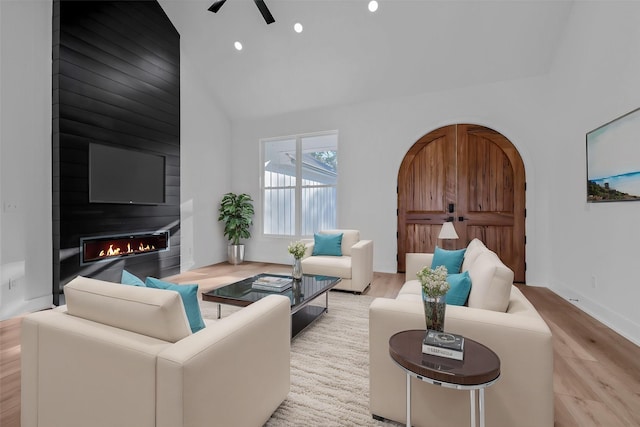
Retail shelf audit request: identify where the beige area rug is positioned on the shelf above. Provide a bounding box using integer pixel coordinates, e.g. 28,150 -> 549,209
199,292 -> 396,427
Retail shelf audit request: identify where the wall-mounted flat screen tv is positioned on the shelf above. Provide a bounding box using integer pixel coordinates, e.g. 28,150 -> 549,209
89,143 -> 166,205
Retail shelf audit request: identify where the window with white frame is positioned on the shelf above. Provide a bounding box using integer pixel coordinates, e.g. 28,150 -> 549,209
262,131 -> 338,237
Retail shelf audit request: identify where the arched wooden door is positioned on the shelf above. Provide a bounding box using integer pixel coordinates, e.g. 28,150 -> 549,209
397,124 -> 526,283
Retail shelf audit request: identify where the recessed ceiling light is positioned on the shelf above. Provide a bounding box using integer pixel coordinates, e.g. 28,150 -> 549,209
368,1 -> 378,12
294,22 -> 303,33
234,41 -> 243,51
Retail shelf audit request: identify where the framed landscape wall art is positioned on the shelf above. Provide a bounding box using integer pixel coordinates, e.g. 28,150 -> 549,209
586,107 -> 640,202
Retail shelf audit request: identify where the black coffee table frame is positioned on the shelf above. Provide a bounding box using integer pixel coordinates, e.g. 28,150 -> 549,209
202,273 -> 341,338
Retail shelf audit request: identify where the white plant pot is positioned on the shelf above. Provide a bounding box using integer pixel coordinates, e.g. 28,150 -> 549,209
227,244 -> 245,265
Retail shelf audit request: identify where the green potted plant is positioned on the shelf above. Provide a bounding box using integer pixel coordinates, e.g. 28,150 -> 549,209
217,192 -> 255,264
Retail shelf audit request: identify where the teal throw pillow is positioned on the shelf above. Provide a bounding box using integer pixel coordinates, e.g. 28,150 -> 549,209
121,270 -> 145,287
312,233 -> 343,256
445,271 -> 472,306
145,277 -> 206,333
432,246 -> 466,274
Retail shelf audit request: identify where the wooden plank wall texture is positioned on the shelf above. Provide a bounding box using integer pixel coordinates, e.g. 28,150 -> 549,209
52,0 -> 181,302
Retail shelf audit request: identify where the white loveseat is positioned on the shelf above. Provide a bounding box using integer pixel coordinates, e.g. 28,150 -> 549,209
301,229 -> 374,293
369,239 -> 554,427
21,276 -> 291,427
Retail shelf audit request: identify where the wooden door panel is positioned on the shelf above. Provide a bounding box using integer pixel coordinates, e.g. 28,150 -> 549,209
405,136 -> 451,213
464,133 -> 515,213
404,224 -> 439,254
398,124 -> 526,282
457,124 -> 526,282
397,126 -> 456,271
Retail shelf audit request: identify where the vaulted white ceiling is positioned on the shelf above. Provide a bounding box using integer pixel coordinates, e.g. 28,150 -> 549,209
159,0 -> 574,120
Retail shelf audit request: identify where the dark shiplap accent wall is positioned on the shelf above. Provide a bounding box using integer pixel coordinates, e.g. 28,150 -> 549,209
52,1 -> 181,302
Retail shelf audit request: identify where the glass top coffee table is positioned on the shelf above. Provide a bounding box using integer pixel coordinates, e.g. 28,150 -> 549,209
202,273 -> 341,338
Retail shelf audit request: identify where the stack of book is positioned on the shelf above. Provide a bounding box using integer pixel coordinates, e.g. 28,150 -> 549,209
251,276 -> 292,292
422,330 -> 465,360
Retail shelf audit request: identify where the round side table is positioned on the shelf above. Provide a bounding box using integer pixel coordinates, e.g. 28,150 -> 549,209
389,329 -> 500,427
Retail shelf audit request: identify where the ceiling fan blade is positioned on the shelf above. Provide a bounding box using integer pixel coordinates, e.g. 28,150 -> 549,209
254,0 -> 275,24
208,0 -> 227,13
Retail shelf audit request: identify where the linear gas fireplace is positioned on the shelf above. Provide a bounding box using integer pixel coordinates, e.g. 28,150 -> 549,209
80,231 -> 170,265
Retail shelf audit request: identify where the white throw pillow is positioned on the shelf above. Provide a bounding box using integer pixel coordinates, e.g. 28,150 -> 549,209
461,238 -> 486,272
467,252 -> 513,312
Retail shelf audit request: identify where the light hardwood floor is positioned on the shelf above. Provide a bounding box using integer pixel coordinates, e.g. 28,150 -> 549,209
1,262 -> 639,426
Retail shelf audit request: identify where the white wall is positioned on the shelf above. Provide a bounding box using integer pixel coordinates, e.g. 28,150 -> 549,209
231,75 -> 554,285
231,1 -> 640,345
179,50 -> 232,271
0,1 -> 232,320
544,1 -> 640,345
0,0 -> 54,319
2,0 -> 637,346
158,0 -> 233,271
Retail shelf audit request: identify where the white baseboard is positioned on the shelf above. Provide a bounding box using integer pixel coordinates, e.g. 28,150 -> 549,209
547,284 -> 640,347
0,294 -> 52,321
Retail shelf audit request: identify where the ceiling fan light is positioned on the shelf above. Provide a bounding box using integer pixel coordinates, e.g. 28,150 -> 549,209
368,1 -> 379,12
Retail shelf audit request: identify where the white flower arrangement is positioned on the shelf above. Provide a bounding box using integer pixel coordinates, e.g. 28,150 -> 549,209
416,265 -> 450,297
287,241 -> 307,259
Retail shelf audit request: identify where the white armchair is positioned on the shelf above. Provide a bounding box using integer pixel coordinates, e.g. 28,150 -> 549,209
21,276 -> 291,427
301,229 -> 374,293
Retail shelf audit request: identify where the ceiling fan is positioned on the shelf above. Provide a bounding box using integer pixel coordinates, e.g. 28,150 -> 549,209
208,0 -> 275,25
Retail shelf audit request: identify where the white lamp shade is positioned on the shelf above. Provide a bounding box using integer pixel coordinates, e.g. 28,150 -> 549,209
438,222 -> 459,240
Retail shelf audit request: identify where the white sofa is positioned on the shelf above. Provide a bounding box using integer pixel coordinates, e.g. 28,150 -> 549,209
369,239 -> 554,427
301,229 -> 374,293
21,276 -> 291,427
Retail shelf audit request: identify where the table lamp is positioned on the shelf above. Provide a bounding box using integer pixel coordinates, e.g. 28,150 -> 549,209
438,221 -> 459,249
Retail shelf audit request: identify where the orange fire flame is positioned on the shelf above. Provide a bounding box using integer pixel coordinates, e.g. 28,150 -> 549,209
98,242 -> 156,258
